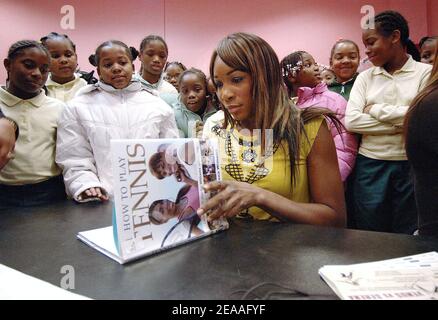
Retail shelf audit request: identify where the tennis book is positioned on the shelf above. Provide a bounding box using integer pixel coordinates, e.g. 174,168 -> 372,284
77,138 -> 228,264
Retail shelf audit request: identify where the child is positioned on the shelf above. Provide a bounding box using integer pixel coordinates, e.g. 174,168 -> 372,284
419,36 -> 437,65
0,40 -> 66,207
327,39 -> 361,100
134,35 -> 177,95
345,10 -> 432,234
40,32 -> 88,102
200,33 -> 346,227
320,67 -> 336,86
164,61 -> 186,92
281,51 -> 358,182
327,39 -> 362,228
56,40 -> 179,203
173,68 -> 218,138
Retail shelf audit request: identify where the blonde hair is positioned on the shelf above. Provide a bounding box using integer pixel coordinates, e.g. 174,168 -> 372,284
209,33 -> 340,185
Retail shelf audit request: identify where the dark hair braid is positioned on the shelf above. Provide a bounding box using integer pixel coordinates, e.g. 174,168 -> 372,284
139,35 -> 168,54
329,39 -> 360,64
280,51 -> 306,98
7,40 -> 49,61
40,32 -> 76,52
374,10 -> 420,61
90,40 -> 138,67
165,61 -> 187,72
178,67 -> 207,88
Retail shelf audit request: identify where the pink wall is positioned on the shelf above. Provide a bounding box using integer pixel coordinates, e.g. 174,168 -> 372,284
0,0 -> 434,83
428,0 -> 438,35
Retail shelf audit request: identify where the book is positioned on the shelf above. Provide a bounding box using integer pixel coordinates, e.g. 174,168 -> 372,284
319,252 -> 438,300
77,138 -> 228,264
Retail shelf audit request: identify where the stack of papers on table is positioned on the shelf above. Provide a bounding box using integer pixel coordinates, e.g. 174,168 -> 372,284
319,252 -> 438,300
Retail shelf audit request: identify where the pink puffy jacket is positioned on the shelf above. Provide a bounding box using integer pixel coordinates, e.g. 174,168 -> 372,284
296,82 -> 358,182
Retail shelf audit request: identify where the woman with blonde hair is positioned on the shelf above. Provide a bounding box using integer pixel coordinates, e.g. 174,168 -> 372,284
200,32 -> 346,227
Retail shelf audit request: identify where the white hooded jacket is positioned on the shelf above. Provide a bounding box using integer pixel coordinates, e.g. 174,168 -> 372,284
56,80 -> 179,201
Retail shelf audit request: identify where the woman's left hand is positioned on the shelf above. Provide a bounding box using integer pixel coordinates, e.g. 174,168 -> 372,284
197,180 -> 262,220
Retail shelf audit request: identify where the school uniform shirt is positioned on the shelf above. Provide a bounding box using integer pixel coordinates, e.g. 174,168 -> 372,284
0,87 -> 64,185
133,72 -> 177,95
345,56 -> 432,160
328,73 -> 358,101
56,80 -> 179,202
45,73 -> 87,102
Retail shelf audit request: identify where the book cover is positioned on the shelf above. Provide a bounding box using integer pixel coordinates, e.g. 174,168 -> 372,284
77,138 -> 228,264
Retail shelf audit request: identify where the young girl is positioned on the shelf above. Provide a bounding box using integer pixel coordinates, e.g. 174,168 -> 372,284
321,67 -> 336,86
134,35 -> 177,95
345,10 -> 432,234
0,40 -> 66,207
164,61 -> 187,92
405,54 -> 438,236
40,32 -> 87,102
281,51 -> 358,182
419,36 -> 437,65
173,68 -> 218,138
328,39 -> 361,100
200,33 -> 346,227
56,40 -> 179,203
327,39 -> 362,228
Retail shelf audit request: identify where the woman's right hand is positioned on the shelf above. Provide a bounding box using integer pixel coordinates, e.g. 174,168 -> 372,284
197,180 -> 261,221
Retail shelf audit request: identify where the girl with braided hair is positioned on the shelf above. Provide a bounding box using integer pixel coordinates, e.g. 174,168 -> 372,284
40,32 -> 88,102
345,10 -> 432,234
135,35 -> 177,95
164,61 -> 187,92
56,40 -> 179,203
0,40 -> 66,207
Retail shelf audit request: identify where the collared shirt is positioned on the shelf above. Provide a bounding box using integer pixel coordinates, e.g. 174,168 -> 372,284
345,56 -> 432,160
45,73 -> 87,102
133,72 -> 177,95
328,73 -> 358,100
0,87 -> 65,185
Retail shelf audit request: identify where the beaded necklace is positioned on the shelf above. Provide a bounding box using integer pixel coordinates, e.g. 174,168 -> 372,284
211,125 -> 279,184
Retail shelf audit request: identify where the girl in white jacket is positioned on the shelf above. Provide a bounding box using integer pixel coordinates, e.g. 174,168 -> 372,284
56,40 -> 179,203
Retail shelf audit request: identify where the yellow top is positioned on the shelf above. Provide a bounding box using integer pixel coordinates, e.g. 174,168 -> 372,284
203,115 -> 324,221
0,87 -> 64,185
45,74 -> 87,102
